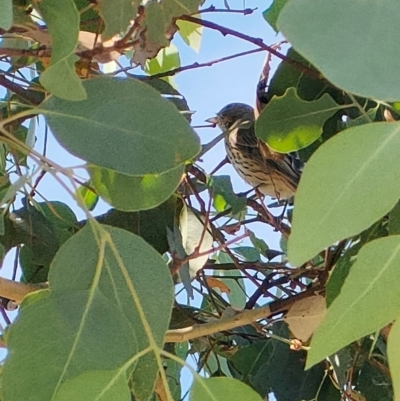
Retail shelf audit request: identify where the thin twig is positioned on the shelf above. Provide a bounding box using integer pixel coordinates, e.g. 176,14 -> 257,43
144,48 -> 265,80
177,15 -> 320,79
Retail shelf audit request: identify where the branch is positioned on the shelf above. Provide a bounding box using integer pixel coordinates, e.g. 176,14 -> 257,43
198,6 -> 255,15
165,286 -> 319,342
145,48 -> 265,80
177,15 -> 320,79
0,277 -> 47,304
0,75 -> 42,106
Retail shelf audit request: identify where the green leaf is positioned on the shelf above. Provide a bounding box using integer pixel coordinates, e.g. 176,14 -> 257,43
97,0 -> 136,39
75,184 -> 99,212
0,0 -> 13,30
37,77 -> 200,176
386,319 -> 400,401
263,0 -> 288,32
145,43 -> 181,87
190,377 -> 263,401
89,163 -> 184,211
2,290 -> 137,401
289,122 -> 400,266
230,323 -> 327,400
277,0 -> 400,101
176,18 -> 202,52
15,201 -> 76,283
356,359 -> 393,401
326,220 -> 387,306
145,0 -> 204,46
36,0 -> 86,100
306,236 -> 400,368
97,198 -> 175,254
389,201 -> 400,235
255,88 -> 340,153
49,224 -> 174,400
209,176 -> 246,215
54,370 -> 131,401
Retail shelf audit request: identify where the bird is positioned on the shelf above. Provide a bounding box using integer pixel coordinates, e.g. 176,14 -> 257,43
207,103 -> 303,200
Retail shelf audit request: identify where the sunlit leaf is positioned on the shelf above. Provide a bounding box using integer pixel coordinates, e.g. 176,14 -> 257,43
255,88 -> 340,152
89,163 -> 184,211
307,236 -> 400,368
263,0 -> 288,32
277,0 -> 400,101
387,319 -> 400,401
145,43 -> 181,87
289,122 -> 400,266
177,18 -> 202,52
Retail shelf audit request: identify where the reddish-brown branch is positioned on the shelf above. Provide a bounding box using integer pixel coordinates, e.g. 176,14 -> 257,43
145,48 -> 265,80
198,6 -> 255,15
177,15 -> 320,79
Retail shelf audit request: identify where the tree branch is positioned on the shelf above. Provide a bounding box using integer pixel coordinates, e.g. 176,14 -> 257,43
145,48 -> 265,80
177,15 -> 320,79
0,277 -> 47,304
165,286 -> 319,342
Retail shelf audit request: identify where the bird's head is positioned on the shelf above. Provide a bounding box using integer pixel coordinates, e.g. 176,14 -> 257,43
206,103 -> 254,131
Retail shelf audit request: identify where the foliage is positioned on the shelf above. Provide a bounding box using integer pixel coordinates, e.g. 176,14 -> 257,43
0,0 -> 398,400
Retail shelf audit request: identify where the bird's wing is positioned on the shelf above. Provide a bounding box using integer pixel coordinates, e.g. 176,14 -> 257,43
264,155 -> 303,188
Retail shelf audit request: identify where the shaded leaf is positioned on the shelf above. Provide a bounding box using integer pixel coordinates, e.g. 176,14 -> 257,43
307,236 -> 400,368
255,88 -> 340,153
389,201 -> 400,235
98,0 -> 136,39
190,377 -> 263,401
145,0 -> 204,46
209,176 -> 246,215
97,197 -> 175,254
0,0 -> 13,30
37,77 -> 200,176
36,0 -> 86,100
289,122 -> 400,266
327,220 -> 387,306
277,0 -> 400,101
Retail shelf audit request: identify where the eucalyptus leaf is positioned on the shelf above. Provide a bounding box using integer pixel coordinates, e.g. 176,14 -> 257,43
307,236 -> 400,368
36,0 -> 86,100
289,122 -> 400,266
89,163 -> 184,211
277,0 -> 400,101
0,0 -> 13,30
37,77 -> 200,176
256,88 -> 340,152
97,0 -> 136,39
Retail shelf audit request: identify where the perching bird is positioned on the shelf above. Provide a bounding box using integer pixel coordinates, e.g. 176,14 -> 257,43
207,103 -> 303,200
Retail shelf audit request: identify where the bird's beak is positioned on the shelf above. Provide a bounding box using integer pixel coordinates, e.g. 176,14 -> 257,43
206,116 -> 218,126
